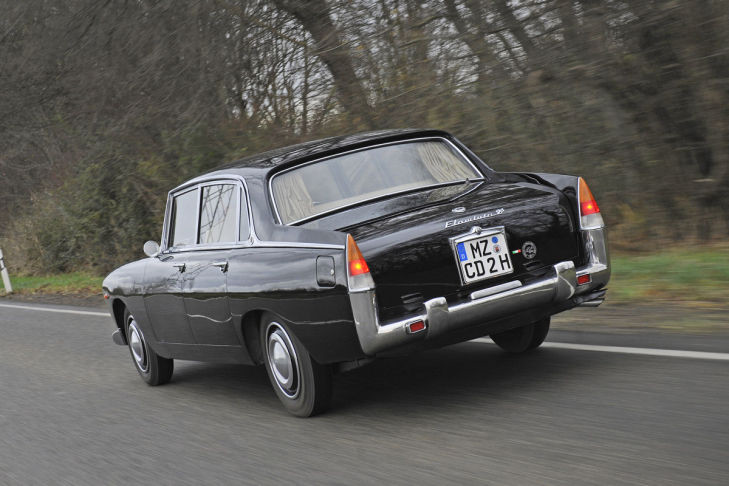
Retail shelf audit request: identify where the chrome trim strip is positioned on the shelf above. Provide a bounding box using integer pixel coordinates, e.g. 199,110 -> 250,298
470,280 -> 522,300
253,241 -> 344,250
159,241 -> 344,254
349,260 -> 577,356
268,136 -> 485,225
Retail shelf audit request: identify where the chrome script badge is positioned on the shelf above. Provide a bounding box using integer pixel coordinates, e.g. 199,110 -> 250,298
444,208 -> 504,229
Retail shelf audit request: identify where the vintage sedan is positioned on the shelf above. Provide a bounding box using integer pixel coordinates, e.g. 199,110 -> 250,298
103,129 -> 609,416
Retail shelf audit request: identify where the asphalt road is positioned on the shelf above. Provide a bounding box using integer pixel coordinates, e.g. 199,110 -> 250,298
1,302 -> 728,485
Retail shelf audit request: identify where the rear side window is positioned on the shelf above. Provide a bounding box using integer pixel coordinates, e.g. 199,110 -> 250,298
170,189 -> 198,247
199,184 -> 237,244
239,189 -> 251,241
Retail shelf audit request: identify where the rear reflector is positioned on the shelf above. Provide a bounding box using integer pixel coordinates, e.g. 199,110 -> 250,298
407,320 -> 426,334
577,274 -> 591,285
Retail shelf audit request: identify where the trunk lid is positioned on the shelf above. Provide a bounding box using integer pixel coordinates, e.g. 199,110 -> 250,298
305,181 -> 580,320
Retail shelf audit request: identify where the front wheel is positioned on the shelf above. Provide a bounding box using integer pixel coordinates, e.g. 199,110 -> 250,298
490,317 -> 550,353
260,314 -> 332,417
124,309 -> 173,385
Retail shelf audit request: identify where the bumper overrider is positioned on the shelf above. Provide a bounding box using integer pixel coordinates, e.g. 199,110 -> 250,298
349,227 -> 610,356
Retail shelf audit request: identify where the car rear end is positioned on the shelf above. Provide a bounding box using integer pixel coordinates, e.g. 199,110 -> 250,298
269,134 -> 609,356
341,177 -> 608,355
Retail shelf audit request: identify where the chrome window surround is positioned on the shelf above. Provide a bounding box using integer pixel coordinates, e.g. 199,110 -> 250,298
268,136 -> 485,226
167,186 -> 200,249
163,177 -> 249,253
159,174 -> 344,255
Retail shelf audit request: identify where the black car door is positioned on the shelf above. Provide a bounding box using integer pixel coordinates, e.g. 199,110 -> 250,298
180,183 -> 239,346
144,187 -> 198,344
144,253 -> 194,343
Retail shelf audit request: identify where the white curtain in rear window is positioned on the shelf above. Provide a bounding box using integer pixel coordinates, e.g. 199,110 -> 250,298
271,140 -> 478,224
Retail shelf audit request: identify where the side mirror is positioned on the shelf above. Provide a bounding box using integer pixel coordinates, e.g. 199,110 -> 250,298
143,240 -> 160,258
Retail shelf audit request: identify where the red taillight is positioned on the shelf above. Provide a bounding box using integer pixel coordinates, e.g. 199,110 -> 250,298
577,274 -> 591,285
580,200 -> 600,216
579,178 -> 600,216
578,177 -> 604,229
347,234 -> 370,276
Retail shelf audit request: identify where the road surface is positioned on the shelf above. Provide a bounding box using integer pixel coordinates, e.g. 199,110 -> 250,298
1,302 -> 728,485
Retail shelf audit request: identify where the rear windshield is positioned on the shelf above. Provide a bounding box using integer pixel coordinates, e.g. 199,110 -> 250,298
271,140 -> 480,224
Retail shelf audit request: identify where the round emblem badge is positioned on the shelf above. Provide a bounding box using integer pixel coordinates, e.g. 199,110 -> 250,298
522,241 -> 537,259
452,207 -> 466,213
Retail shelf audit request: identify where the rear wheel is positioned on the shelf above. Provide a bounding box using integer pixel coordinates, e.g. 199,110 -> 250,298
124,309 -> 173,385
260,314 -> 332,417
491,317 -> 550,353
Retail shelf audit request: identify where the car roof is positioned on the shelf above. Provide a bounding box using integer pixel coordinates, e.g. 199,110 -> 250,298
204,128 -> 452,178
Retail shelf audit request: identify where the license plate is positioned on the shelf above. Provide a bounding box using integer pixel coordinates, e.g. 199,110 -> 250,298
451,228 -> 514,285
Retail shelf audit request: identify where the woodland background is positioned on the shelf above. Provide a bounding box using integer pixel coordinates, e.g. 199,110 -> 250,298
1,0 -> 728,274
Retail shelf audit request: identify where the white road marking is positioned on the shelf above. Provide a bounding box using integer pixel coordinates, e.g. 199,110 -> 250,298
0,302 -> 108,317
475,338 -> 729,361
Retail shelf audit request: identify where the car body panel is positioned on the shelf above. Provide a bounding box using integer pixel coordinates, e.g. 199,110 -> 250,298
103,128 -> 609,369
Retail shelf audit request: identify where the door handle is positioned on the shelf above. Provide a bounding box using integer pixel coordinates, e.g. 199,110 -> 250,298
172,263 -> 186,272
212,261 -> 228,272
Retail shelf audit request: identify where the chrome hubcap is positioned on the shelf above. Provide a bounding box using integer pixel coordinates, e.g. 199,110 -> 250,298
128,319 -> 148,372
266,323 -> 300,399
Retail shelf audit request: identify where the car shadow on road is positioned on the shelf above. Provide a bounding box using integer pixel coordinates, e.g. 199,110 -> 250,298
329,342 -> 602,415
163,341 -> 607,416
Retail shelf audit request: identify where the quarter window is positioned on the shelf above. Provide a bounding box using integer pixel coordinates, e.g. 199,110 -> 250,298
199,184 -> 237,244
239,188 -> 251,241
170,189 -> 198,248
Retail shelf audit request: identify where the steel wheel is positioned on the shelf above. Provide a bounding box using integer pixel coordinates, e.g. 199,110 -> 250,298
128,317 -> 149,373
260,313 -> 332,417
266,322 -> 302,399
123,308 -> 173,386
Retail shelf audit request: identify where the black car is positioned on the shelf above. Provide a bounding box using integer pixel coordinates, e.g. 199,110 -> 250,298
103,129 -> 610,416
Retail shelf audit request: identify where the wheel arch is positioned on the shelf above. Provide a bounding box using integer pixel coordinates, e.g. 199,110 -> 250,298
112,298 -> 127,337
240,309 -> 265,365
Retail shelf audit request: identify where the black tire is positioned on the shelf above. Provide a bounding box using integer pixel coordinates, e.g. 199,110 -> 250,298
124,309 -> 173,386
527,318 -> 550,350
260,313 -> 332,417
491,317 -> 550,353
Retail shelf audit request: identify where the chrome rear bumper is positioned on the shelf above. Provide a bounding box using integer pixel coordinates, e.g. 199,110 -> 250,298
349,260 -> 576,355
349,227 -> 610,356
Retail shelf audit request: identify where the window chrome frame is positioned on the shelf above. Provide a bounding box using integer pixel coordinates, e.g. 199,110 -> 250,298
267,136 -> 485,226
195,181 -> 242,248
159,174 -> 345,254
161,175 -> 254,254
166,186 -> 200,251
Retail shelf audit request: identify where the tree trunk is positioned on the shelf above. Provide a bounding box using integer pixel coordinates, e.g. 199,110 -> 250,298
271,0 -> 373,128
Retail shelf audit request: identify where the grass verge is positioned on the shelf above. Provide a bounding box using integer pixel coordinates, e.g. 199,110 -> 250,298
609,246 -> 729,305
2,272 -> 104,295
